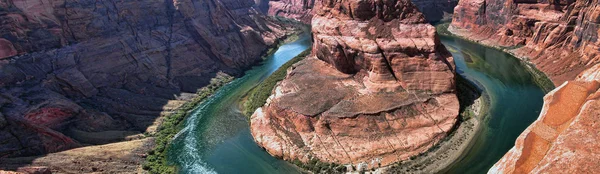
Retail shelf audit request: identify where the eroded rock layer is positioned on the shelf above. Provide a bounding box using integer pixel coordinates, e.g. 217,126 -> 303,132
450,0 -> 600,85
489,64 -> 600,174
256,0 -> 315,23
251,0 -> 459,169
0,0 -> 297,158
255,0 -> 459,24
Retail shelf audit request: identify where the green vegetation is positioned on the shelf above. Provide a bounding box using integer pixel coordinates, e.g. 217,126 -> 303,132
292,158 -> 347,174
142,73 -> 234,174
260,17 -> 310,61
435,22 -> 555,94
243,48 -> 312,117
521,62 -> 555,93
455,75 -> 483,121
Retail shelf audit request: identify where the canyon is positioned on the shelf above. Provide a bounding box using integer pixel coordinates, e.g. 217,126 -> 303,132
0,0 -> 301,172
255,0 -> 315,23
0,0 -> 599,173
450,0 -> 600,85
258,0 -> 458,23
250,0 -> 459,170
489,64 -> 600,174
449,0 -> 600,173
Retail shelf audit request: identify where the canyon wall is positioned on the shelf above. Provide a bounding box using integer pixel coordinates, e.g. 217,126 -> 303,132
255,0 -> 315,23
450,0 -> 600,85
489,64 -> 600,174
450,0 -> 600,172
250,0 -> 459,169
254,0 -> 458,24
0,0 -> 297,158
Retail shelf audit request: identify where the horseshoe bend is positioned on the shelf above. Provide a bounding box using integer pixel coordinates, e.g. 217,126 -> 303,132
250,0 -> 460,169
0,0 -> 599,173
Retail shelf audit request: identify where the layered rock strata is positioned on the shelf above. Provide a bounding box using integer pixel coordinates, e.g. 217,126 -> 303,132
450,0 -> 600,85
251,0 -> 459,169
256,0 -> 315,23
255,0 -> 459,24
0,0 -> 298,158
489,64 -> 600,174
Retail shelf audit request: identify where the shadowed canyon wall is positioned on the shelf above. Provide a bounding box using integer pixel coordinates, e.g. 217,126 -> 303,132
255,0 -> 459,23
250,0 -> 459,169
0,0 -> 297,159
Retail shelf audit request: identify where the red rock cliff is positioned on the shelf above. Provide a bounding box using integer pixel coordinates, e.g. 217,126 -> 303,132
250,0 -> 459,169
489,64 -> 600,174
450,0 -> 600,172
450,0 -> 600,85
0,0 -> 298,158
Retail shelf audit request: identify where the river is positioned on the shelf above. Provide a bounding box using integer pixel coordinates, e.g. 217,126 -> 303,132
167,30 -> 549,173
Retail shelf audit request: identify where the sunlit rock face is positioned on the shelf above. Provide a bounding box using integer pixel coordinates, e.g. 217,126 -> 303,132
450,0 -> 600,85
0,0 -> 296,157
490,64 -> 600,174
250,0 -> 459,169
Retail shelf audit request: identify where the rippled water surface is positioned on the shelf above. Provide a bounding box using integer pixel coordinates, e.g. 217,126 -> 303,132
439,34 -> 548,173
168,31 -> 549,173
167,35 -> 311,174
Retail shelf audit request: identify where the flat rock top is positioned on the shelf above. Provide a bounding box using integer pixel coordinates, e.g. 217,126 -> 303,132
273,57 -> 431,118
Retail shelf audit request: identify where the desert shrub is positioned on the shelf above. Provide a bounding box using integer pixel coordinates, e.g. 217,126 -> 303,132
243,49 -> 311,117
143,74 -> 233,174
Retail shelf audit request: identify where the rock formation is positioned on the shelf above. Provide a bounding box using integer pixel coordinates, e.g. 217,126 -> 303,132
250,0 -> 459,169
489,64 -> 600,174
0,0 -> 299,158
450,0 -> 600,172
255,0 -> 315,23
450,0 -> 600,85
255,0 -> 458,24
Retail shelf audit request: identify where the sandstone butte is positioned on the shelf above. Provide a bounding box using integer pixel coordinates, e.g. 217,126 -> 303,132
489,64 -> 600,174
250,0 -> 460,169
0,0 -> 300,172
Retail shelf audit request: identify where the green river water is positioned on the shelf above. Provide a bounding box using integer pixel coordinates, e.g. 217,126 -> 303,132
167,30 -> 549,173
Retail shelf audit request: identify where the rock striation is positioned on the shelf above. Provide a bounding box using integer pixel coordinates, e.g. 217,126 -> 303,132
250,0 -> 459,169
256,0 -> 315,23
0,0 -> 298,158
450,0 -> 600,85
255,0 -> 458,24
450,0 -> 600,172
489,64 -> 600,174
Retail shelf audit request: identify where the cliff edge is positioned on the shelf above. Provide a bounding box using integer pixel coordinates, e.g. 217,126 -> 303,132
489,64 -> 600,174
